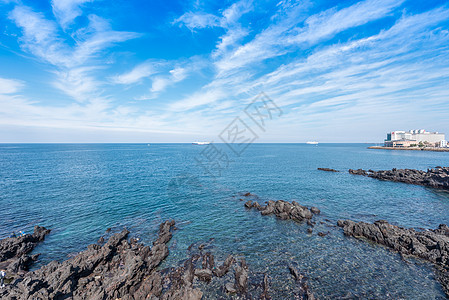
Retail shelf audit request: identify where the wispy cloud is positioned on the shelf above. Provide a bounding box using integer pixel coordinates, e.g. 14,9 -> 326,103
112,61 -> 161,85
51,0 -> 92,29
8,3 -> 140,103
0,77 -> 24,94
174,12 -> 221,30
215,0 -> 404,74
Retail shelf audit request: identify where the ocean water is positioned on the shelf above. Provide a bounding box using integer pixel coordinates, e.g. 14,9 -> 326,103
1,143 -> 449,299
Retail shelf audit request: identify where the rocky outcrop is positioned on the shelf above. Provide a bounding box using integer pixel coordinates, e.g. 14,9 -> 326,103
317,168 -> 339,172
0,226 -> 51,273
348,167 -> 449,190
245,199 -> 319,222
337,219 -> 449,296
1,221 -> 177,300
1,220 -> 283,299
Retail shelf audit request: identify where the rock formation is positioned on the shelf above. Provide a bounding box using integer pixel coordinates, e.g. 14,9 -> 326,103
0,226 -> 51,273
337,219 -> 449,296
0,220 -> 284,299
244,199 -> 319,222
317,168 -> 339,172
349,167 -> 449,190
1,221 -> 176,299
289,265 -> 316,300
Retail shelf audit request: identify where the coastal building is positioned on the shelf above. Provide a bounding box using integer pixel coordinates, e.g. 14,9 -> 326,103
384,129 -> 447,148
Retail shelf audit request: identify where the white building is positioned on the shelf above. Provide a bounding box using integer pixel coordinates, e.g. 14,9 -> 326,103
385,129 -> 446,147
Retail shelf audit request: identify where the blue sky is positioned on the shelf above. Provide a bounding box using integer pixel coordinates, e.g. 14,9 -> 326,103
0,0 -> 448,142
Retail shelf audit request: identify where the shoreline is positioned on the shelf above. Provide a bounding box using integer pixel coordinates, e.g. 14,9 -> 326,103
368,146 -> 449,152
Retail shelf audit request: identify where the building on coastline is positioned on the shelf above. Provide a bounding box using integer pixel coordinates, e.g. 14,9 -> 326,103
384,129 -> 447,148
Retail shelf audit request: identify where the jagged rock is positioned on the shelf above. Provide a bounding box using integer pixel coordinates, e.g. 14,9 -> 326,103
288,265 -> 316,299
260,274 -> 271,299
194,268 -> 212,282
213,254 -> 235,277
0,226 -> 51,273
0,221 -> 175,300
245,200 -> 317,223
234,259 -> 248,294
348,169 -> 367,175
317,168 -> 339,172
310,207 -> 320,214
225,282 -> 237,293
349,167 -> 449,190
337,219 -> 449,296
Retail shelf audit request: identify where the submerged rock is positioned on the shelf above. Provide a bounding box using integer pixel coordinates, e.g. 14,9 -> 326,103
348,167 -> 449,190
337,219 -> 449,296
288,265 -> 316,299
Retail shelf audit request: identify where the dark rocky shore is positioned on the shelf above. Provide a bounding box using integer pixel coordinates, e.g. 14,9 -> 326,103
349,166 -> 449,190
1,220 -> 315,299
0,226 -> 51,274
337,219 -> 449,296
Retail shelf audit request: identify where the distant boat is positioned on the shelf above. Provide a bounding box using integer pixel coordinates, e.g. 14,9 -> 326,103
306,141 -> 319,145
192,142 -> 211,145
147,144 -> 151,147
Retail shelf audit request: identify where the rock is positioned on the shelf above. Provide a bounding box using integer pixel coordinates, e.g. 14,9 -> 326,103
348,167 -> 449,190
0,221 -> 175,300
225,282 -> 237,293
317,232 -> 329,237
0,225 -> 51,273
288,265 -> 316,299
260,274 -> 271,299
337,219 -> 449,297
213,255 -> 235,277
307,228 -> 313,234
349,169 -> 367,175
310,207 -> 320,214
234,259 -> 248,293
194,268 -> 213,282
246,200 -> 317,223
318,168 -> 339,172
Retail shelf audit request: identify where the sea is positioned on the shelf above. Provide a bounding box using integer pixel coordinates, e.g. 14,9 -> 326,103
1,143 -> 449,299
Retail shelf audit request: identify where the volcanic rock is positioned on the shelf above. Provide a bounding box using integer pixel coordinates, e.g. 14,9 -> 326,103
337,219 -> 449,296
348,167 -> 449,190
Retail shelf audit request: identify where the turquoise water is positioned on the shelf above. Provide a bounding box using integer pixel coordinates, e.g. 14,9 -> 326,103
1,143 -> 449,298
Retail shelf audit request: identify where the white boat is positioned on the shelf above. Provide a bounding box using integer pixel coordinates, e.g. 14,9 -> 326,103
306,141 -> 319,145
192,142 -> 211,145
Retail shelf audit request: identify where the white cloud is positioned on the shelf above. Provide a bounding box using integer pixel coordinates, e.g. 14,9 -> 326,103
215,0 -> 404,74
151,67 -> 188,93
0,78 -> 24,94
112,61 -> 159,85
51,0 -> 92,29
9,6 -> 140,68
176,0 -> 253,60
9,4 -> 140,104
174,12 -> 221,30
289,0 -> 405,44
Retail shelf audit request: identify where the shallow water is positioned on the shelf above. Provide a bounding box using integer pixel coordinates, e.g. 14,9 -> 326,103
1,143 -> 449,298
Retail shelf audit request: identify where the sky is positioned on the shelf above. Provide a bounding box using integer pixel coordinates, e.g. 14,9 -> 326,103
0,0 -> 448,143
